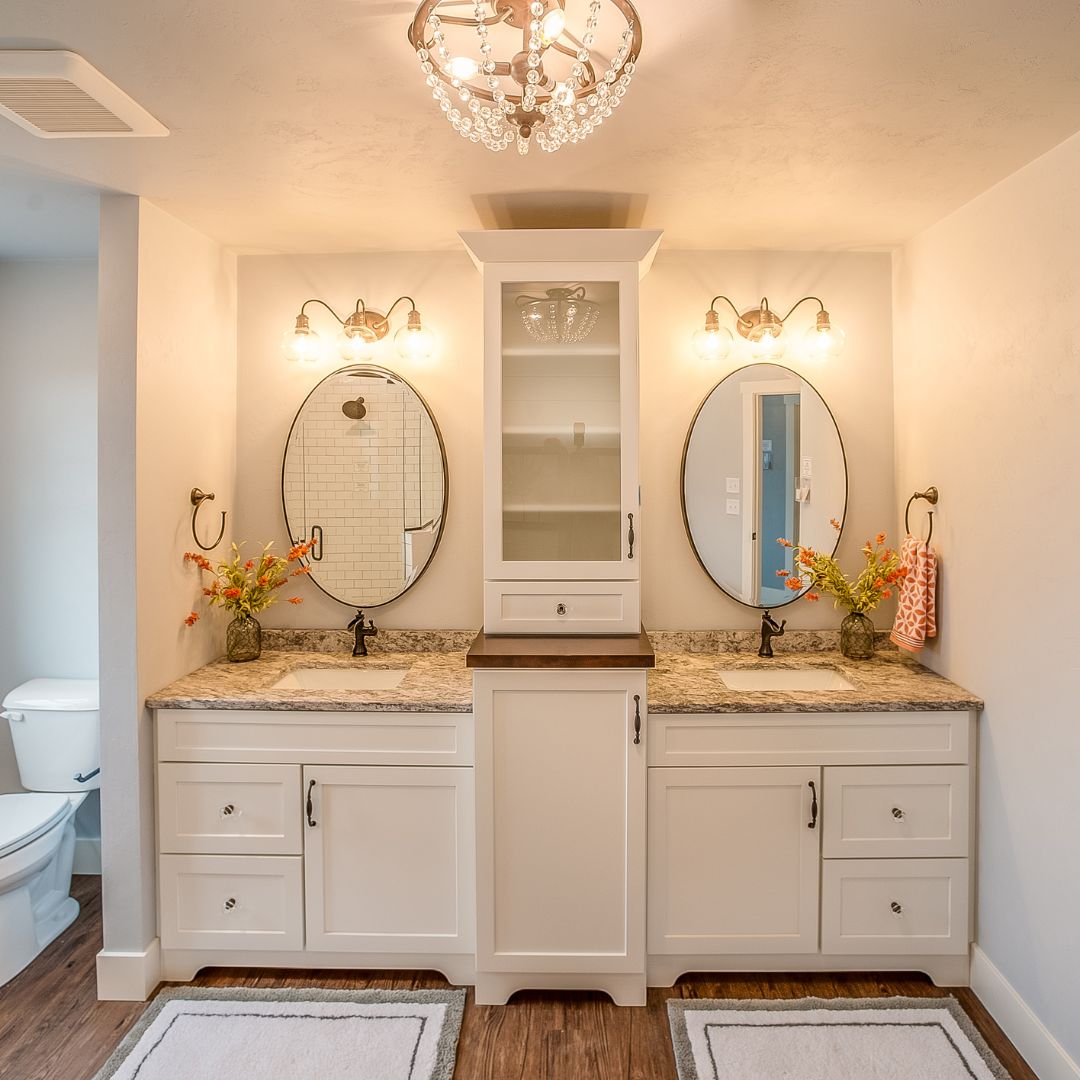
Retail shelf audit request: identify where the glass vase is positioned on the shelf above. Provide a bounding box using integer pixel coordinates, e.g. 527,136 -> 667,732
226,615 -> 262,663
840,612 -> 875,660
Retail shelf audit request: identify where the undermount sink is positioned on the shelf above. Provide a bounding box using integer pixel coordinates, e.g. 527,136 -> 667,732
272,668 -> 408,691
719,668 -> 855,692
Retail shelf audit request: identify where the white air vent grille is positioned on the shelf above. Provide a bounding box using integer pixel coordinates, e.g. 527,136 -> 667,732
0,79 -> 132,133
0,51 -> 167,139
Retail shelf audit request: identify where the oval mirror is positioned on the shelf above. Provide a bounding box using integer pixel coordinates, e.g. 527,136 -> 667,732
282,365 -> 448,608
681,363 -> 846,608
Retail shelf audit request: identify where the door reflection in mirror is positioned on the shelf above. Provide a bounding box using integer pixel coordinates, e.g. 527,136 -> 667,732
681,364 -> 846,609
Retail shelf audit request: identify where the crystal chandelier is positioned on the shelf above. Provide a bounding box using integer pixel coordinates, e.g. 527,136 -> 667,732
517,286 -> 601,342
407,0 -> 642,155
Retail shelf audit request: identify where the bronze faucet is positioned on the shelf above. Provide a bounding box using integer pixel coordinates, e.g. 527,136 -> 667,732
348,610 -> 378,657
758,610 -> 786,658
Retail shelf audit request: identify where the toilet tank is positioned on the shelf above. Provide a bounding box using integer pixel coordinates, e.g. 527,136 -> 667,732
2,679 -> 100,793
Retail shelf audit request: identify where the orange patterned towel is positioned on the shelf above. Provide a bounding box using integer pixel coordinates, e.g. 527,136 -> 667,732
890,535 -> 937,652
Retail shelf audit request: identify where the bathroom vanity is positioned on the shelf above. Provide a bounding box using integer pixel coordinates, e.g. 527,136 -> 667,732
148,632 -> 980,998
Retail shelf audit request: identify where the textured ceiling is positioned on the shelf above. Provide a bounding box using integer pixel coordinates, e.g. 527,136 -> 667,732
1,0 -> 1080,253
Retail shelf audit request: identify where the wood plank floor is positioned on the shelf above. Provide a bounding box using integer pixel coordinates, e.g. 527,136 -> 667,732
0,877 -> 1037,1080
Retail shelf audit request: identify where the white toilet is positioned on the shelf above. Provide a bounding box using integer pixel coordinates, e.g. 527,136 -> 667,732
0,678 -> 100,987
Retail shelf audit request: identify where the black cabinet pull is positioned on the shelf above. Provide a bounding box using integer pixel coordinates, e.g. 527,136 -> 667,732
808,780 -> 818,829
627,513 -> 635,560
310,524 -> 324,561
306,779 -> 317,827
633,694 -> 641,745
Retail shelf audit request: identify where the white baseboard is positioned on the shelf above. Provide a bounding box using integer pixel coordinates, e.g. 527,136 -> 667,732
73,836 -> 102,875
971,944 -> 1080,1080
96,939 -> 161,1001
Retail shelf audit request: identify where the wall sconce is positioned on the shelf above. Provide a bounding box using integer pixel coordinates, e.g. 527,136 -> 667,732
693,296 -> 846,363
282,296 -> 436,363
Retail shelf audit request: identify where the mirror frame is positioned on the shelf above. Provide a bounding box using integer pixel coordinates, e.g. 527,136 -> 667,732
280,363 -> 450,609
679,362 -> 848,610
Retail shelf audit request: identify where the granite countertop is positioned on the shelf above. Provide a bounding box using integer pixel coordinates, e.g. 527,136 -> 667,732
146,630 -> 475,713
647,643 -> 982,714
147,627 -> 981,716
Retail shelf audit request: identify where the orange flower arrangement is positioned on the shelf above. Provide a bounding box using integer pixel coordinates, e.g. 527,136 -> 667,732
182,539 -> 315,625
776,522 -> 907,614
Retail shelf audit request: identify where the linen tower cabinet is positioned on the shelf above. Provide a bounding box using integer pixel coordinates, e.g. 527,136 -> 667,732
463,229 -> 661,1006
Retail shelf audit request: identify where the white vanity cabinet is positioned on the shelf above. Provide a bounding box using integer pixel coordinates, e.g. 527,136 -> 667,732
646,709 -> 977,987
461,229 -> 662,635
472,668 -> 649,1005
154,708 -> 475,984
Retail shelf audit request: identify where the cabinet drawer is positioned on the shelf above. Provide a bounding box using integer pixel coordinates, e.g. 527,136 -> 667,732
484,580 -> 640,635
823,765 -> 969,858
648,711 -> 973,767
822,858 -> 969,955
159,854 -> 304,951
158,763 -> 302,855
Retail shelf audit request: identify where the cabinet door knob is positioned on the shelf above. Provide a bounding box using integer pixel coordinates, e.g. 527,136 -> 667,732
890,900 -> 903,915
223,897 -> 238,912
627,513 -> 635,560
807,780 -> 818,829
220,803 -> 239,819
633,694 -> 641,745
306,779 -> 318,828
891,806 -> 905,820
555,603 -> 567,616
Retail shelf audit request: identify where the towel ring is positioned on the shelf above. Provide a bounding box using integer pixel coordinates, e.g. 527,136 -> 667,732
904,486 -> 939,543
190,488 -> 227,551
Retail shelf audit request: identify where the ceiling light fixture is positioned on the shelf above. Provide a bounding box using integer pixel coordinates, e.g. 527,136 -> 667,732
692,296 -> 846,363
282,297 -> 435,364
407,0 -> 642,155
517,285 -> 601,343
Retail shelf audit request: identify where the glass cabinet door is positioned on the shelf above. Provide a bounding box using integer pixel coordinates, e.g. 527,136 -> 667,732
500,279 -> 624,565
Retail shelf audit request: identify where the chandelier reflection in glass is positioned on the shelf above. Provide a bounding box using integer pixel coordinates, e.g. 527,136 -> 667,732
517,286 -> 601,343
407,0 -> 642,155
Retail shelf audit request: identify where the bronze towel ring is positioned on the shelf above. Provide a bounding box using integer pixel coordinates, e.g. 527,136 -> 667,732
904,486 -> 939,543
190,488 -> 227,551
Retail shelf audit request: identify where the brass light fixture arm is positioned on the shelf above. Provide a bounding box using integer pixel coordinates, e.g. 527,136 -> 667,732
372,295 -> 419,333
708,295 -> 756,333
298,298 -> 349,326
778,295 -> 827,324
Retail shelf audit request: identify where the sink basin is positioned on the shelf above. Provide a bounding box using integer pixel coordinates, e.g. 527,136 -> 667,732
272,668 -> 408,691
719,668 -> 855,692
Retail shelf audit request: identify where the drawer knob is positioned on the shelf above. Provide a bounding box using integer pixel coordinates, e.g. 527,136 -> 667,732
220,803 -> 240,819
891,806 -> 905,820
890,900 -> 903,915
555,603 -> 567,616
223,897 -> 238,913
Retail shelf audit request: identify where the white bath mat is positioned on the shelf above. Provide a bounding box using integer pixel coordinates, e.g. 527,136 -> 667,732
93,986 -> 465,1080
668,997 -> 1010,1080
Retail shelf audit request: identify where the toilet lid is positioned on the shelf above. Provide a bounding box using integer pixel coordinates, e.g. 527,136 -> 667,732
0,793 -> 72,859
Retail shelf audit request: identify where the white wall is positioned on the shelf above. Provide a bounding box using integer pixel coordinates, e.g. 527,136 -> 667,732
0,260 -> 98,792
893,131 -> 1080,1072
236,249 -> 894,631
97,196 -> 237,989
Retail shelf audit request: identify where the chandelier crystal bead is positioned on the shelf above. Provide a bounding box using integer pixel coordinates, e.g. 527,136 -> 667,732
409,0 -> 641,154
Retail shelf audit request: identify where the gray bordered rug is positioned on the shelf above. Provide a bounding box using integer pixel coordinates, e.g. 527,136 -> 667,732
667,996 -> 1011,1080
93,986 -> 466,1080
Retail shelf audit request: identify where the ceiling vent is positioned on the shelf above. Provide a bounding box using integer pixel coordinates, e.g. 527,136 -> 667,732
0,51 -> 167,138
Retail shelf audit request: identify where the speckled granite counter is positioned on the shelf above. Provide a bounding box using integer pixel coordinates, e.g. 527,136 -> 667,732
147,627 -> 981,716
146,630 -> 475,712
647,646 -> 982,714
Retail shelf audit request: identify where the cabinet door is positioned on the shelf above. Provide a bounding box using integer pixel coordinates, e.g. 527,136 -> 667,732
648,766 -> 821,954
303,765 -> 474,953
474,669 -> 647,973
484,261 -> 641,582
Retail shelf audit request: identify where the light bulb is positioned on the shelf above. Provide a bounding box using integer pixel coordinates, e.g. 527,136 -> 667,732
692,315 -> 733,361
281,315 -> 322,363
446,55 -> 479,80
394,310 -> 436,361
802,314 -> 846,362
338,326 -> 377,362
749,328 -> 787,361
552,81 -> 575,108
541,8 -> 566,42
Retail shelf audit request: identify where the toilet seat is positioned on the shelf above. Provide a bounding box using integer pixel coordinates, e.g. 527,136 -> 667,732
0,793 -> 72,860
